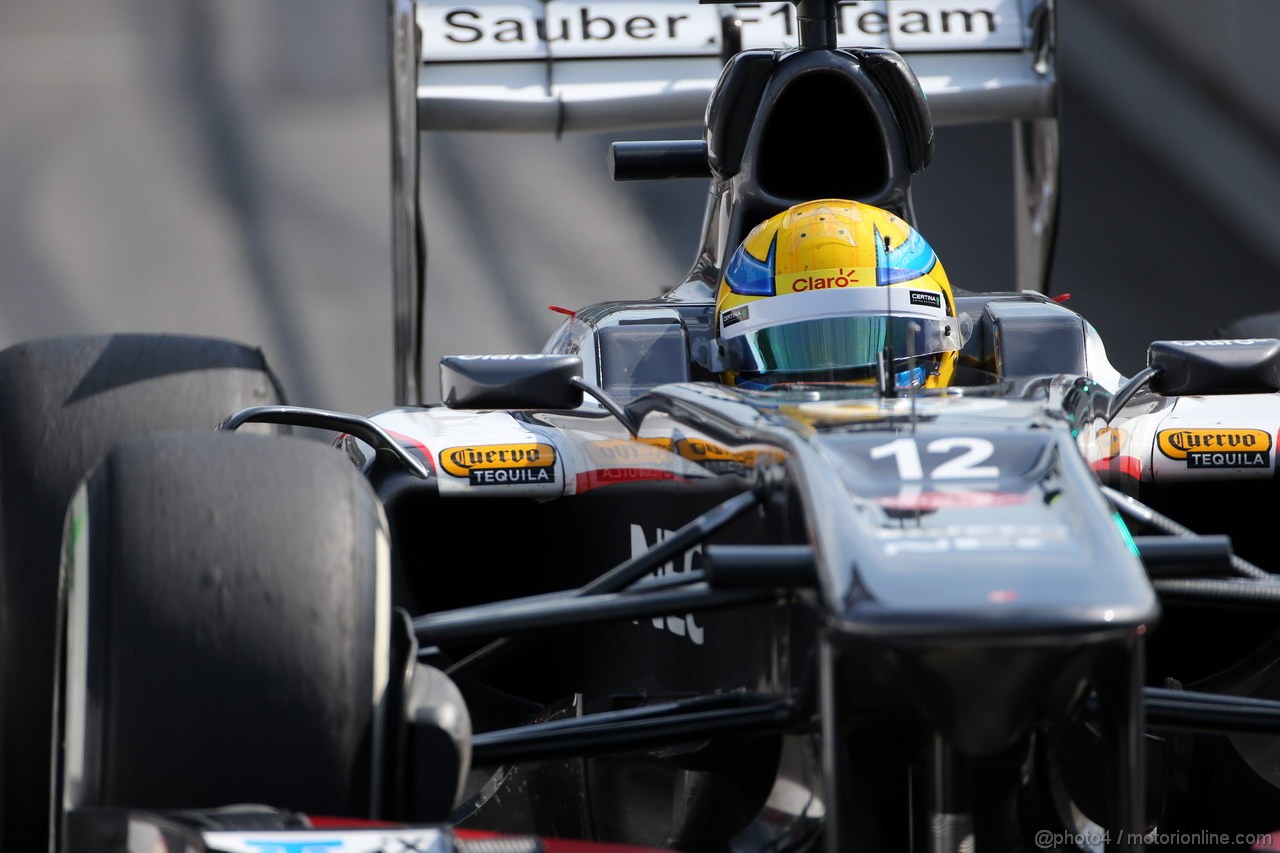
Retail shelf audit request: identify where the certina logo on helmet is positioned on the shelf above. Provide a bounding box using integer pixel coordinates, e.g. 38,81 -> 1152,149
909,291 -> 941,309
440,443 -> 557,486
791,269 -> 859,292
1157,429 -> 1272,469
721,306 -> 749,328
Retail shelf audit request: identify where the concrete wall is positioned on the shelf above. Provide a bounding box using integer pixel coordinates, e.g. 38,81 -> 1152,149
1121,0 -> 1280,144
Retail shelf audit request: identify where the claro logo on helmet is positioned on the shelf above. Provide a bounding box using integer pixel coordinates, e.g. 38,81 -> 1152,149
1157,429 -> 1272,469
787,269 -> 859,292
440,443 -> 557,485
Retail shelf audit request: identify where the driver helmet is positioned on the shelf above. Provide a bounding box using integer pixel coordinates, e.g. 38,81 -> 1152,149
715,199 -> 967,389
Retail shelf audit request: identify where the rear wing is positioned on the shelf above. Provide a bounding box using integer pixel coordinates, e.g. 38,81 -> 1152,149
415,0 -> 1052,133
387,0 -> 1058,403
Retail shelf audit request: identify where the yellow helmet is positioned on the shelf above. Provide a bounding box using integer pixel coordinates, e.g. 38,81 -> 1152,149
716,199 -> 965,389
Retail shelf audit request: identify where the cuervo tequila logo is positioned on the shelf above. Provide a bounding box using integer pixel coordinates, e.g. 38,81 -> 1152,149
1157,428 -> 1272,469
440,443 -> 557,485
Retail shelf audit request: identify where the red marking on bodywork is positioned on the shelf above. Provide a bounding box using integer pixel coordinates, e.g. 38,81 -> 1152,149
304,824 -> 669,851
306,816 -> 405,828
1090,455 -> 1140,479
548,305 -> 576,317
988,589 -> 1018,603
576,468 -> 683,493
386,428 -> 436,471
875,491 -> 1029,510
1050,293 -> 1071,303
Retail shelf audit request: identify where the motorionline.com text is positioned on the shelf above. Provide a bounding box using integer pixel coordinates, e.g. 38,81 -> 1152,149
1035,829 -> 1274,849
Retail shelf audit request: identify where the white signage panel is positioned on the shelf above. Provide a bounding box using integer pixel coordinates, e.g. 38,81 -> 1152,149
420,0 -> 1027,62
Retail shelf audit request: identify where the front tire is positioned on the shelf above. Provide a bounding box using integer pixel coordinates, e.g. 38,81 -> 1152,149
57,431 -> 390,833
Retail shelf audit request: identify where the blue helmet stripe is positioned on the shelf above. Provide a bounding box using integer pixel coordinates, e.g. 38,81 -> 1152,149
875,225 -> 937,286
724,234 -> 777,296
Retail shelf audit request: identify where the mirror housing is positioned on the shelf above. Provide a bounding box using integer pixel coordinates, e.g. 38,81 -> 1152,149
440,354 -> 583,409
1147,339 -> 1280,396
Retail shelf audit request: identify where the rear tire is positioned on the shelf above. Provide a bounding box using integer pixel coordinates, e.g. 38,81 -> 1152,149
0,334 -> 286,850
57,431 -> 389,828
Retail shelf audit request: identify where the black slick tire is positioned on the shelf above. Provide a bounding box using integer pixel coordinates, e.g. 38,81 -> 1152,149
56,431 -> 389,831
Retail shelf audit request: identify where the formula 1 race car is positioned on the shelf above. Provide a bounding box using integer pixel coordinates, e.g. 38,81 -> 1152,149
5,0 -> 1280,851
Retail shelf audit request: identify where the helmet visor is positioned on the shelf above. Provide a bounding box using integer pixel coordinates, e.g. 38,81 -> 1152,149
722,315 -> 963,378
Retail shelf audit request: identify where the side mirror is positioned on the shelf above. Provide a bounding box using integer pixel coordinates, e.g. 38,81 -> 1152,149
440,354 -> 583,409
1148,339 -> 1280,396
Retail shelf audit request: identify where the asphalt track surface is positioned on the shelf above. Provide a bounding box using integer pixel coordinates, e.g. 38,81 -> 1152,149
2,1 -> 1278,414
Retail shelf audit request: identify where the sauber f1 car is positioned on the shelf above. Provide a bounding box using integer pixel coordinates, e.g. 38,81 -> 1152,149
4,0 -> 1280,851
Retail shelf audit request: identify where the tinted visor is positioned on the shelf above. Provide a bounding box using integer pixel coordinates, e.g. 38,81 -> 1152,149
723,315 -> 961,378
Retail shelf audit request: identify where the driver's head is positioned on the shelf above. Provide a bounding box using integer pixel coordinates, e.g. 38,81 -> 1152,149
715,199 -> 965,389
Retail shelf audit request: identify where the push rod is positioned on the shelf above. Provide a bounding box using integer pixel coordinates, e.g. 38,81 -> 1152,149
471,698 -> 797,763
415,583 -> 772,645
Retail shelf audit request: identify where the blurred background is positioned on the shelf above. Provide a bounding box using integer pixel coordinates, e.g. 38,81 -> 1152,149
1,0 -> 1278,413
